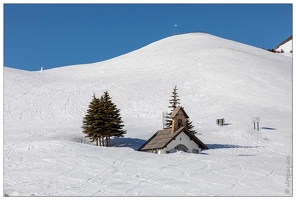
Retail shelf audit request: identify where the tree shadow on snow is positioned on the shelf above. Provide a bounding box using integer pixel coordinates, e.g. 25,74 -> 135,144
206,144 -> 260,149
72,136 -> 146,150
111,137 -> 146,150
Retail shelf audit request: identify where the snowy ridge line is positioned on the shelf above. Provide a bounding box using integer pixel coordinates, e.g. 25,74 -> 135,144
171,31 -> 207,36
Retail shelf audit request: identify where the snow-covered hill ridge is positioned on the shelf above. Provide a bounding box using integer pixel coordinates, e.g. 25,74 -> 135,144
4,33 -> 292,196
4,33 -> 292,126
45,33 -> 289,76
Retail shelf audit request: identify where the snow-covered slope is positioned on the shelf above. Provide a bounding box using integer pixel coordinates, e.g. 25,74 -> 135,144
3,33 -> 292,196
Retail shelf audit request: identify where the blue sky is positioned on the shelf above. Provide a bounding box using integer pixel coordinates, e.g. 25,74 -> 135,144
4,3 -> 292,71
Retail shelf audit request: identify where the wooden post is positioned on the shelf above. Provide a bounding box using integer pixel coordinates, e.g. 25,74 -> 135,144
257,122 -> 259,131
252,117 -> 260,131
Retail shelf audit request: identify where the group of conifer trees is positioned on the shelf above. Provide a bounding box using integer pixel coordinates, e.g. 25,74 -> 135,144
82,91 -> 126,147
82,86 -> 197,147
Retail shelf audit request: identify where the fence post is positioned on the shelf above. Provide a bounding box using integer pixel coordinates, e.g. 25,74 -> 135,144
257,122 -> 259,131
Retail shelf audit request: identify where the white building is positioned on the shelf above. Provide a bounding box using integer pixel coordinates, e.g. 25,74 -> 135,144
138,106 -> 208,154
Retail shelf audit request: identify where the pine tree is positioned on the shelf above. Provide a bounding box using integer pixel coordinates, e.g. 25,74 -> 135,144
82,95 -> 104,146
186,119 -> 197,134
169,85 -> 180,110
165,85 -> 180,129
100,91 -> 126,147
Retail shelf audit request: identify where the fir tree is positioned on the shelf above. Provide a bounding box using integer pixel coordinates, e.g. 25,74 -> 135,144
165,85 -> 180,129
169,85 -> 180,110
82,91 -> 126,147
186,119 -> 197,134
82,95 -> 104,146
100,91 -> 126,147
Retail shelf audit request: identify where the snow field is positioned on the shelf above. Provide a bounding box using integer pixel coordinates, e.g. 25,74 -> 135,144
3,33 -> 292,196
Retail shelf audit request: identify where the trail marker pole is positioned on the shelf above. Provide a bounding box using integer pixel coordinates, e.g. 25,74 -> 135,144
174,24 -> 177,35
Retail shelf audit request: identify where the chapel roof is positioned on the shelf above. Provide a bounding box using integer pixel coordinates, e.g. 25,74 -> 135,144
138,127 -> 208,151
170,106 -> 189,118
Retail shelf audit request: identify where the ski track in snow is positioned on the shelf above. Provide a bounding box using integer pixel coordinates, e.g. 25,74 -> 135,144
3,33 -> 292,196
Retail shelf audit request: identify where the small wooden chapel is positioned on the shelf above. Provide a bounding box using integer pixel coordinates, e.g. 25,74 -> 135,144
138,106 -> 208,154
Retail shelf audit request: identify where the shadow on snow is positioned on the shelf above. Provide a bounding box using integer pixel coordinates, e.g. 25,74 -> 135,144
206,144 -> 260,149
222,123 -> 232,126
111,137 -> 146,150
261,127 -> 276,130
72,136 -> 146,150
